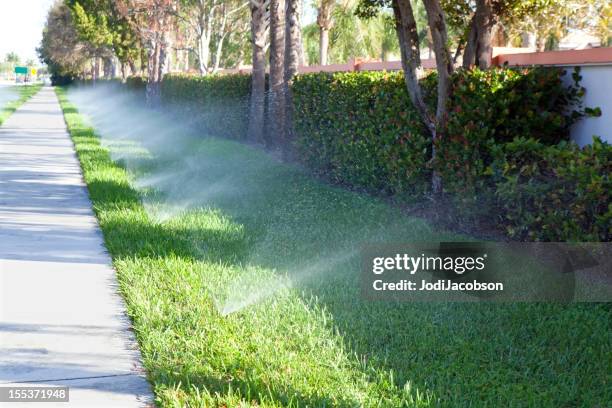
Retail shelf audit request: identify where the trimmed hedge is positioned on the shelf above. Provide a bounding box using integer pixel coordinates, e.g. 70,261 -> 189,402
493,137 -> 611,241
292,68 -> 590,197
292,71 -> 430,195
161,73 -> 251,139
290,67 -> 609,241
435,67 -> 591,215
124,75 -> 147,100
145,67 -> 608,241
125,75 -> 147,90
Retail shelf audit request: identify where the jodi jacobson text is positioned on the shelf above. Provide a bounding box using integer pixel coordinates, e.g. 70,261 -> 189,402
373,279 -> 504,291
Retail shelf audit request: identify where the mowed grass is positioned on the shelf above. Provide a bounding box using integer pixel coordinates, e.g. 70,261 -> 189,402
56,87 -> 611,407
0,84 -> 43,125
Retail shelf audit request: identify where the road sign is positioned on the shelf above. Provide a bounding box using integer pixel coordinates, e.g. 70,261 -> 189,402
14,66 -> 28,74
30,68 -> 37,76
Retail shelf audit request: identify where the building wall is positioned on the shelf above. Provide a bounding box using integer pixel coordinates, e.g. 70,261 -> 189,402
563,64 -> 612,146
495,48 -> 612,146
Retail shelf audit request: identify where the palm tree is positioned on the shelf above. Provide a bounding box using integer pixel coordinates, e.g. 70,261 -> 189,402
283,0 -> 301,152
316,0 -> 335,65
247,0 -> 269,143
268,0 -> 285,144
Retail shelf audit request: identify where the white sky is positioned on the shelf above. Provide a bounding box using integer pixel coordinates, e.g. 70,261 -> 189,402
0,0 -> 316,65
0,0 -> 55,65
303,1 -> 316,25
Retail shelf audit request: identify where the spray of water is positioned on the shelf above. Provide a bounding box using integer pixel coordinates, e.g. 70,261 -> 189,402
67,83 -> 252,215
65,83 -> 425,316
219,249 -> 358,316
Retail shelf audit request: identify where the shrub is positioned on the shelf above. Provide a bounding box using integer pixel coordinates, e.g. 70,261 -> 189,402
493,137 -> 611,241
291,67 -> 606,241
155,67 -> 606,241
125,75 -> 147,91
291,71 -> 430,196
51,73 -> 75,86
124,75 -> 147,100
161,73 -> 251,140
435,67 -> 591,215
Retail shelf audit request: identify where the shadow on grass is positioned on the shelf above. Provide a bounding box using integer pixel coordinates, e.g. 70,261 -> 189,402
66,127 -> 413,404
77,175 -> 365,407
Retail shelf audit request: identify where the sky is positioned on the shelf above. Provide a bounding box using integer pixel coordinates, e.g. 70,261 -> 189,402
0,0 -> 316,65
0,0 -> 55,65
303,1 -> 317,26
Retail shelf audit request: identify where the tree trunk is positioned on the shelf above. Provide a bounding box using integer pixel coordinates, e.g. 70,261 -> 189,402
159,33 -> 169,81
317,0 -> 334,65
103,57 -> 116,79
284,0 -> 301,154
128,58 -> 137,76
103,58 -> 109,79
140,48 -> 147,74
285,0 -> 301,87
521,31 -> 536,48
269,0 -> 286,145
248,0 -> 268,143
423,0 -> 453,124
212,16 -> 228,74
212,34 -> 227,73
474,0 -> 494,68
536,35 -> 546,52
198,33 -> 211,74
422,0 -> 454,193
113,56 -> 118,78
491,24 -> 507,47
392,0 -> 433,135
146,32 -> 168,108
184,50 -> 190,72
394,0 -> 455,193
319,28 -> 330,65
93,57 -> 100,83
462,17 -> 477,68
462,0 -> 494,69
145,40 -> 160,107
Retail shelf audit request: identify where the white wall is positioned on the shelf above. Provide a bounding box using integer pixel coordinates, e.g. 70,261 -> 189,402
564,64 -> 612,146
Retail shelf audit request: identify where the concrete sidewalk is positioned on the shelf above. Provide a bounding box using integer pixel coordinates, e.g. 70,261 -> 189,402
0,87 -> 153,407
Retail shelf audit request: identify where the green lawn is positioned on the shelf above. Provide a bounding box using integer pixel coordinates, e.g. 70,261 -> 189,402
56,87 -> 611,407
0,84 -> 42,125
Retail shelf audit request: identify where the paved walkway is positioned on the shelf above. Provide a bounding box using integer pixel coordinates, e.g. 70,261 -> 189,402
0,88 -> 153,407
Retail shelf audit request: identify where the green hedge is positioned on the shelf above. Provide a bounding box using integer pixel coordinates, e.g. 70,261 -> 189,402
124,76 -> 147,99
291,68 -> 589,198
435,67 -> 591,216
493,137 -> 611,241
292,71 -> 431,196
291,67 -> 609,241
161,73 -> 251,139
150,67 -> 608,241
